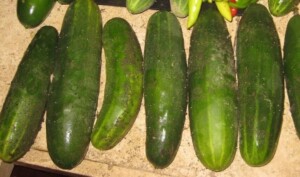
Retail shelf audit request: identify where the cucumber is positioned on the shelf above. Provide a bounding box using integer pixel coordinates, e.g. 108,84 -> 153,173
91,18 -> 143,150
188,4 -> 237,172
236,4 -> 284,166
46,0 -> 102,169
229,0 -> 258,9
170,0 -> 188,18
17,0 -> 56,28
283,15 -> 300,138
144,11 -> 187,168
0,26 -> 58,162
57,0 -> 74,4
268,0 -> 299,16
126,0 -> 155,14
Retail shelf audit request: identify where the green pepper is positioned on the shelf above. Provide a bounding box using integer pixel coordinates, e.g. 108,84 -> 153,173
17,0 -> 56,28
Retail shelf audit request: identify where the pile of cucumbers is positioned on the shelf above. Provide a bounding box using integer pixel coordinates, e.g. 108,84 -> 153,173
1,0 -> 300,173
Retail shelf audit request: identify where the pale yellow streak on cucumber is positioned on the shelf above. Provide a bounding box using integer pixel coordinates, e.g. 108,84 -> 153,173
215,1 -> 232,22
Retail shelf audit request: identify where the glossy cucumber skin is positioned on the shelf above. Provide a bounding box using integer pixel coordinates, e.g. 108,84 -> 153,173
188,5 -> 237,172
144,11 -> 187,168
237,4 -> 284,166
170,0 -> 188,18
268,0 -> 299,16
126,0 -> 155,14
0,26 -> 58,162
91,18 -> 143,150
284,15 -> 300,138
17,0 -> 56,28
46,0 -> 102,169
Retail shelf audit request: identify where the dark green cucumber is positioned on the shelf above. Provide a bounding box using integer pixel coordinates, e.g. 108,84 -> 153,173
91,18 -> 143,150
126,0 -> 155,14
0,26 -> 58,162
144,11 -> 187,168
268,0 -> 299,16
57,0 -> 74,4
46,0 -> 102,169
188,4 -> 237,172
17,0 -> 56,28
284,15 -> 300,138
237,4 -> 284,166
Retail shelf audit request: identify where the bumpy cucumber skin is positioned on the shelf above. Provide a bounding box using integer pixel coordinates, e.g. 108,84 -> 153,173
17,0 -> 56,28
237,4 -> 284,166
284,15 -> 300,138
91,18 -> 143,150
0,26 -> 58,162
170,0 -> 188,18
144,11 -> 187,169
188,5 -> 237,172
46,0 -> 102,169
126,0 -> 155,14
268,0 -> 299,17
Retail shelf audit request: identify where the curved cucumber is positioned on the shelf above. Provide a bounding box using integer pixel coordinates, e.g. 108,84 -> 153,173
46,0 -> 102,169
283,15 -> 300,138
237,4 -> 284,166
268,0 -> 299,16
0,26 -> 58,162
144,11 -> 187,168
91,18 -> 143,150
17,0 -> 56,28
188,5 -> 237,172
126,0 -> 155,14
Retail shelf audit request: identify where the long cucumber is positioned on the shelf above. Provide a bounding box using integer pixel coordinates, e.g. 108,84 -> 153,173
144,11 -> 187,168
237,4 -> 284,166
0,26 -> 58,162
46,0 -> 102,169
188,4 -> 237,172
91,17 -> 143,150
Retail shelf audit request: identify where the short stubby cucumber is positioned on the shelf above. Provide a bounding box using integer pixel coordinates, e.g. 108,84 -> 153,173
188,4 -> 238,172
91,18 -> 143,150
46,0 -> 102,169
237,4 -> 284,166
283,15 -> 300,138
17,0 -> 56,28
170,0 -> 188,18
0,26 -> 58,162
144,11 -> 187,169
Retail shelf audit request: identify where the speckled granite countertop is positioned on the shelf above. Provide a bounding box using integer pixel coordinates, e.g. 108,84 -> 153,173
1,1 -> 300,176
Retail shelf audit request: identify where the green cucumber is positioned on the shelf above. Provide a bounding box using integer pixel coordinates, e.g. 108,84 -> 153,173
283,15 -> 300,138
229,0 -> 258,9
126,0 -> 155,14
144,11 -> 187,168
57,0 -> 74,4
17,0 -> 56,28
91,18 -> 143,150
237,4 -> 284,166
188,4 -> 237,172
46,0 -> 102,169
170,0 -> 188,18
268,0 -> 299,16
0,26 -> 58,162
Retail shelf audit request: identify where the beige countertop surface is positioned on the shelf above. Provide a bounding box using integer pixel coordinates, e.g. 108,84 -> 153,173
1,0 -> 300,176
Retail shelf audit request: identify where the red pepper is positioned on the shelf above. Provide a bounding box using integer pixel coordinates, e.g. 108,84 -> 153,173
229,0 -> 238,17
